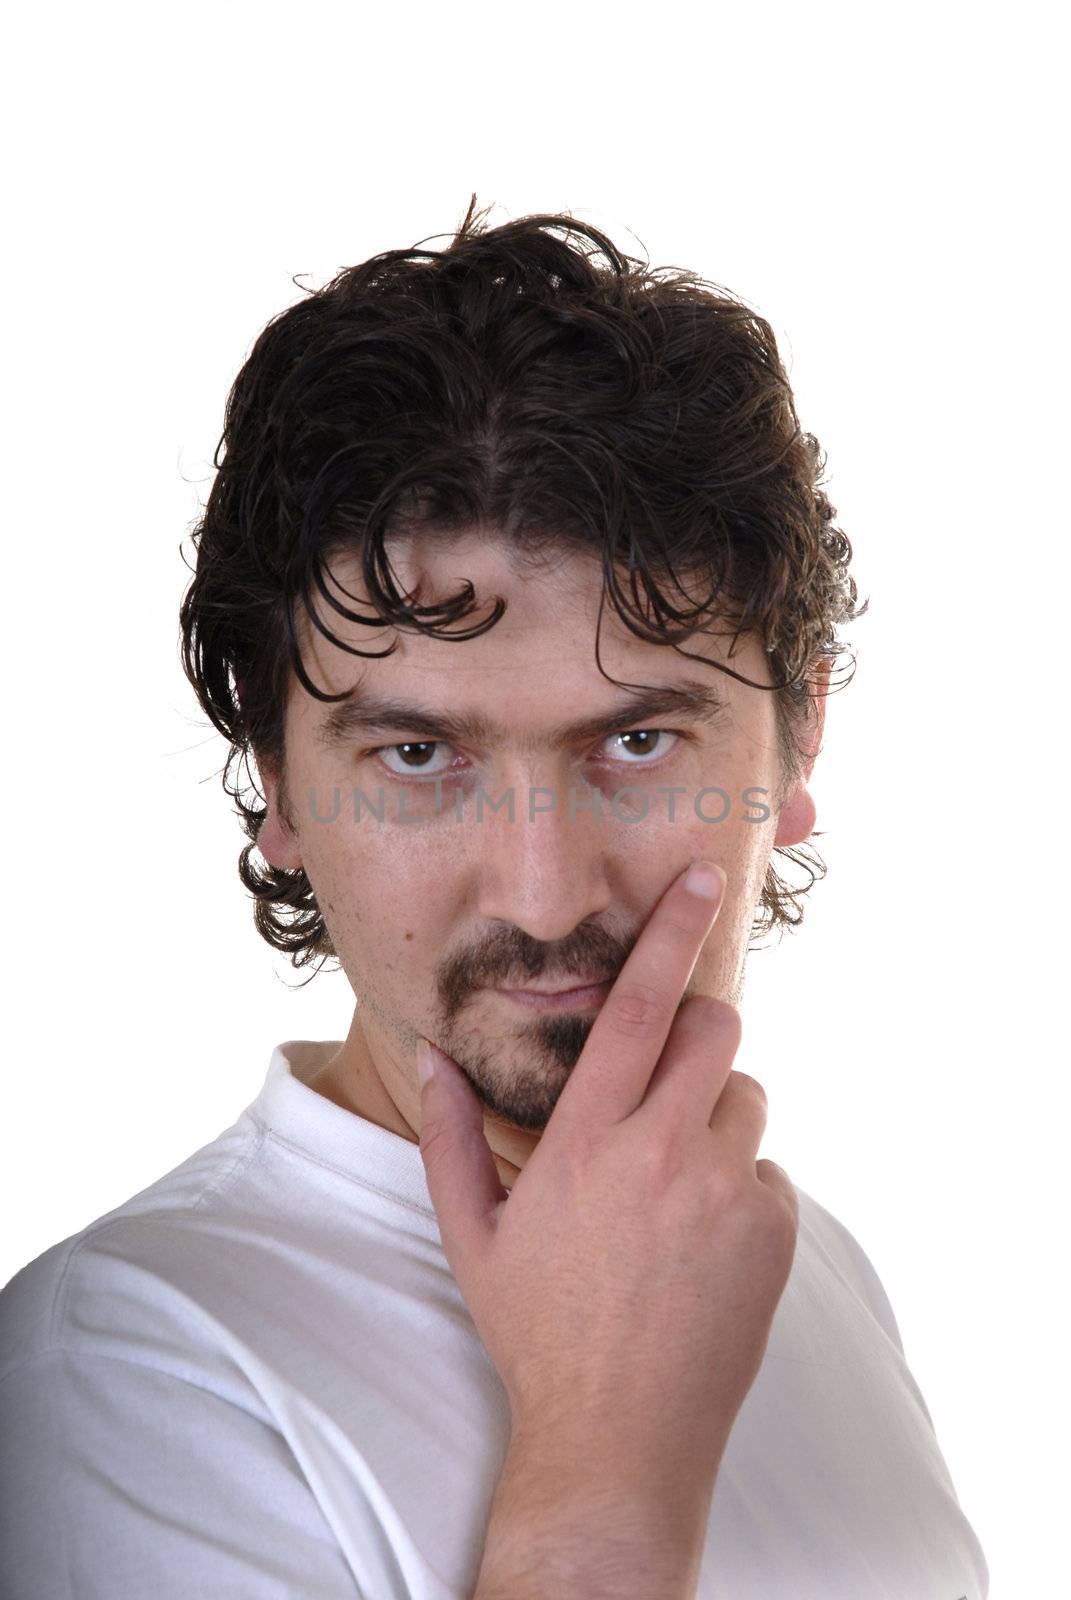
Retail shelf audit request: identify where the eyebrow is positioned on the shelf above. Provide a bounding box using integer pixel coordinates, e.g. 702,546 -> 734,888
316,677 -> 730,754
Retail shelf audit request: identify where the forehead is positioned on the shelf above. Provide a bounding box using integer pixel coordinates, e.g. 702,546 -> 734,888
291,529 -> 769,715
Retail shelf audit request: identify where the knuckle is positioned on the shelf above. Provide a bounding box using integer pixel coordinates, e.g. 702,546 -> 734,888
712,1169 -> 788,1239
758,1188 -> 801,1255
605,979 -> 672,1039
676,993 -> 742,1052
630,1123 -> 682,1187
659,910 -> 703,944
418,1119 -> 455,1169
729,1070 -> 768,1108
704,1159 -> 752,1208
691,994 -> 743,1046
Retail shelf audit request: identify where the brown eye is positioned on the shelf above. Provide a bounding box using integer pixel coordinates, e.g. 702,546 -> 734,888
377,741 -> 456,776
602,729 -> 679,763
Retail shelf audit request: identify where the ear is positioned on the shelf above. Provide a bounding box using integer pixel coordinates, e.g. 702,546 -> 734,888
256,755 -> 304,873
773,661 -> 829,848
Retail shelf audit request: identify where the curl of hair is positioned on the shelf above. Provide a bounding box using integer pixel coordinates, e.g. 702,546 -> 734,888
179,195 -> 868,979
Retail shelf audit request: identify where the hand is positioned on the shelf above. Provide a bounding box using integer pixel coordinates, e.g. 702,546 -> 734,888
416,860 -> 799,1498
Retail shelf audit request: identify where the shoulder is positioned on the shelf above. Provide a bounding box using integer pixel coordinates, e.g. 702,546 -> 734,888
792,1182 -> 906,1356
0,1113 -> 267,1385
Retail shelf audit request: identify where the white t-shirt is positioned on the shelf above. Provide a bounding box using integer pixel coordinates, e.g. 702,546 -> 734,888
0,1039 -> 989,1600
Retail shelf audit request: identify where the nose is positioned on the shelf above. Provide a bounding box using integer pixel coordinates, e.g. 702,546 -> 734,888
473,772 -> 613,943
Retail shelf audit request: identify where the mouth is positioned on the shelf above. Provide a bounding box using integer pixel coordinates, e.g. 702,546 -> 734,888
490,978 -> 613,1012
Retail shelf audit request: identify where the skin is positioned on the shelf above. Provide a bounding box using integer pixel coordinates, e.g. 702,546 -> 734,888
255,530 -> 824,1194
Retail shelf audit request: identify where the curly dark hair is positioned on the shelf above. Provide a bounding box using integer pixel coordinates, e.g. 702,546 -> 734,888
179,195 -> 867,981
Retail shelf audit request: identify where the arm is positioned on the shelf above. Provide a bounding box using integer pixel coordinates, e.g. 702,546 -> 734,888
416,864 -> 798,1600
0,1348 -> 366,1599
471,1424 -> 729,1600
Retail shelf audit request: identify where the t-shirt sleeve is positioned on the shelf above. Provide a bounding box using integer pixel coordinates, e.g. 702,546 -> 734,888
804,1196 -> 953,1439
0,1347 -> 366,1599
798,1188 -> 909,1358
823,1209 -> 908,1357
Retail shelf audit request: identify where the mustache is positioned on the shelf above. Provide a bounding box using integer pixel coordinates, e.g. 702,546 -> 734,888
437,921 -> 635,1010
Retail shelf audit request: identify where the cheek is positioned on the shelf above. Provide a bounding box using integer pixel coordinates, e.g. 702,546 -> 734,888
671,804 -> 775,935
301,820 -> 458,948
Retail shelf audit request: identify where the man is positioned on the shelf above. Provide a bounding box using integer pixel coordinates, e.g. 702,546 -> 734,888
0,199 -> 989,1597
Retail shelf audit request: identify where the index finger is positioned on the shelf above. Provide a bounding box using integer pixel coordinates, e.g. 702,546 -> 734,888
553,859 -> 726,1132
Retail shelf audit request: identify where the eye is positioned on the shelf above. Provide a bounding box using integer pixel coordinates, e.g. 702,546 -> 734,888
375,741 -> 458,778
599,729 -> 681,764
372,727 -> 684,780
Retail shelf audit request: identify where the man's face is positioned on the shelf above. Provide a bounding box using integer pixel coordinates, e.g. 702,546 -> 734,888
258,531 -> 818,1136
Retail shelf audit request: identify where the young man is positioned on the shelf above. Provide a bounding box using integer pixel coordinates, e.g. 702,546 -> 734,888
0,200 -> 989,1598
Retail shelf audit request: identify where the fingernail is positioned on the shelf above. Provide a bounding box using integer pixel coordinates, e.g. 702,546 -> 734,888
416,1040 -> 437,1089
683,860 -> 725,901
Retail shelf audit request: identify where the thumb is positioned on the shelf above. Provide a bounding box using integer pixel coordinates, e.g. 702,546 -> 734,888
416,1040 -> 506,1266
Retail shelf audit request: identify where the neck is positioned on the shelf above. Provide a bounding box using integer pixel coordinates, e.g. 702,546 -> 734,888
307,1005 -> 527,1193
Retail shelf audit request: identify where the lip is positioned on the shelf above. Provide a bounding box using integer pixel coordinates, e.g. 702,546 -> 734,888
491,979 -> 613,1012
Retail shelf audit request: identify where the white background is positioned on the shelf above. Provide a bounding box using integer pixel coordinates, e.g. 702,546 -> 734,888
2,4 -> 1066,1593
